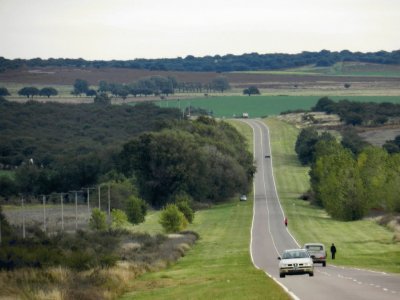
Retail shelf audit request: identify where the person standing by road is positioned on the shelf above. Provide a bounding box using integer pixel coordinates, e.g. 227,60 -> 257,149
330,243 -> 337,259
284,217 -> 288,227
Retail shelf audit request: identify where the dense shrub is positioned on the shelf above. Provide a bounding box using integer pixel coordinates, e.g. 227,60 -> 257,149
125,196 -> 147,225
111,209 -> 129,229
174,193 -> 195,224
159,204 -> 188,233
89,208 -> 108,231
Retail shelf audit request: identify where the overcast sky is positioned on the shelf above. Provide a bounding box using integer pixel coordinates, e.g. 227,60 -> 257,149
0,0 -> 399,60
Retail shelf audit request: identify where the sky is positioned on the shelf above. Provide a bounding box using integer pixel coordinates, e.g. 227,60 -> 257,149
0,0 -> 399,60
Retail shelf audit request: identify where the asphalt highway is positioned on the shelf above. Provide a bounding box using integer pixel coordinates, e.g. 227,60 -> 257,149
242,119 -> 400,300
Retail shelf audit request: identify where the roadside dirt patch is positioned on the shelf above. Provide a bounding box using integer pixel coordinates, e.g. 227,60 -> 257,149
277,112 -> 342,129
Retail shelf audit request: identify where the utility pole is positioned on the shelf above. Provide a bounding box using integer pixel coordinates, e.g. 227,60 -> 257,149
85,187 -> 95,214
98,185 -> 101,210
42,195 -> 46,233
60,193 -> 64,231
108,184 -> 111,216
70,191 -> 80,231
21,196 -> 25,239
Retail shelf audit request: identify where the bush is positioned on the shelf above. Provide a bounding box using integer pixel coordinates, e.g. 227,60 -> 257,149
89,208 -> 108,231
126,196 -> 147,225
111,209 -> 129,229
174,194 -> 195,224
159,204 -> 188,233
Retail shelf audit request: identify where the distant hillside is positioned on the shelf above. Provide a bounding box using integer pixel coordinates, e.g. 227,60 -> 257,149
1,50 -> 399,73
239,62 -> 400,78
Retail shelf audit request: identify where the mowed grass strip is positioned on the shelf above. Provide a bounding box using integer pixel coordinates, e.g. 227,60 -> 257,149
121,121 -> 290,300
264,118 -> 400,273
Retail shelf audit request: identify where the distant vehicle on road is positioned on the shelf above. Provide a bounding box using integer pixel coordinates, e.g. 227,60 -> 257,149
240,194 -> 247,201
265,155 -> 270,158
242,112 -> 249,118
278,249 -> 314,278
304,243 -> 327,267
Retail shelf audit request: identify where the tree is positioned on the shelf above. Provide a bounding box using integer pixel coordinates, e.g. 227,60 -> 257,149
93,93 -> 111,105
295,128 -> 335,165
98,80 -> 109,93
111,209 -> 129,229
125,195 -> 147,224
174,193 -> 194,223
85,89 -> 97,97
312,97 -> 336,113
357,147 -> 388,211
89,208 -> 108,231
18,87 -> 40,99
0,176 -> 17,198
310,141 -> 367,220
341,127 -> 369,155
0,87 -> 10,96
73,79 -> 89,96
243,86 -> 260,96
159,204 -> 188,233
295,127 -> 318,165
39,87 -> 58,98
211,76 -> 230,93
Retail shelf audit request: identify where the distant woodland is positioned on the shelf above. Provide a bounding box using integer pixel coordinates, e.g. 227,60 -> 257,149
1,50 -> 399,72
0,97 -> 254,206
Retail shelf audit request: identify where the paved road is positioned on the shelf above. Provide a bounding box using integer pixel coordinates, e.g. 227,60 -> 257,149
243,119 -> 400,300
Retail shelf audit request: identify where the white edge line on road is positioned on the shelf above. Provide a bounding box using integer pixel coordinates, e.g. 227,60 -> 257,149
248,120 -> 259,269
265,271 -> 301,300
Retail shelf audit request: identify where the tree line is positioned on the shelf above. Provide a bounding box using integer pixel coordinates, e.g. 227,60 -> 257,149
312,97 -> 400,126
295,127 -> 400,221
0,75 -> 231,100
1,50 -> 399,72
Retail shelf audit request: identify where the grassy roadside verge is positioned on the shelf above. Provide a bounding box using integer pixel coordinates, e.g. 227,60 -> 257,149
121,120 -> 290,300
264,118 -> 400,273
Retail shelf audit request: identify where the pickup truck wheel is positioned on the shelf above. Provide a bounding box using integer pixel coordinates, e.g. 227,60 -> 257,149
322,261 -> 326,267
280,273 -> 285,278
309,272 -> 314,277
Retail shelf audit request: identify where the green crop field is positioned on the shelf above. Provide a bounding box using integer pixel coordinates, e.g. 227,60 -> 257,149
265,118 -> 400,273
155,95 -> 400,118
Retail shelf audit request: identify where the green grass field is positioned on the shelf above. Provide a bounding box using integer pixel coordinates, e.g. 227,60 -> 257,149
156,95 -> 400,118
265,118 -> 400,273
121,121 -> 290,300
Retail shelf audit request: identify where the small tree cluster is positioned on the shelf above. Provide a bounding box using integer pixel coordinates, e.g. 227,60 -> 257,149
295,127 -> 335,165
0,87 -> 10,97
111,209 -> 129,229
125,195 -> 147,224
17,86 -> 58,99
159,204 -> 188,233
174,193 -> 195,224
89,208 -> 108,231
243,86 -> 260,96
310,140 -> 400,220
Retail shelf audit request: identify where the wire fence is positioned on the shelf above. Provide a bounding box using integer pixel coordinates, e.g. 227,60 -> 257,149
1,185 -> 114,241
